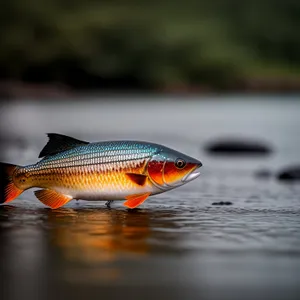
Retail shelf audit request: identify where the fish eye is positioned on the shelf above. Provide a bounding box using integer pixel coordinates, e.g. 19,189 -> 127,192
175,158 -> 186,169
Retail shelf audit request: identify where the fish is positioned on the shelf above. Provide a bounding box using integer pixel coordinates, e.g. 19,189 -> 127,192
0,133 -> 202,209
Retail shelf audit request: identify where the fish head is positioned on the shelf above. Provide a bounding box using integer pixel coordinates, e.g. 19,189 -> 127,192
147,148 -> 202,190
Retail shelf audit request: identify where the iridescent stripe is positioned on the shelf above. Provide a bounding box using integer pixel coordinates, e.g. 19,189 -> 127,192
25,141 -> 160,175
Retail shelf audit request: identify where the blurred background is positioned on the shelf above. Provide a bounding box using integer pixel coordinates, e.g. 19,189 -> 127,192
0,0 -> 300,97
1,2 -> 300,300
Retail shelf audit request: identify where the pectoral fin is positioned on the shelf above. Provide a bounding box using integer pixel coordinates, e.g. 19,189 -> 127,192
124,192 -> 151,209
126,173 -> 148,186
34,189 -> 72,209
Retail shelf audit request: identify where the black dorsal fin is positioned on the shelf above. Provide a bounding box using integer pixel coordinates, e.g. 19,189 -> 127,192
38,133 -> 89,158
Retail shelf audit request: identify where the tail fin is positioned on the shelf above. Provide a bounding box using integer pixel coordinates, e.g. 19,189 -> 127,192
0,163 -> 23,204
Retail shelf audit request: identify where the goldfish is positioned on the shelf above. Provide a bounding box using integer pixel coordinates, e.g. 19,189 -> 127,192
0,134 -> 202,209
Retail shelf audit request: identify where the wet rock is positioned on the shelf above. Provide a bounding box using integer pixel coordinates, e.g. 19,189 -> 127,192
205,138 -> 272,155
277,166 -> 300,181
212,201 -> 232,206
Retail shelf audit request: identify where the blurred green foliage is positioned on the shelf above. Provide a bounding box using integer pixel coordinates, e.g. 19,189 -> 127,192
0,0 -> 300,89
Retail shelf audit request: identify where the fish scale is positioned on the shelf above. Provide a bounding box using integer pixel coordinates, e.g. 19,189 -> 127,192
22,141 -> 158,198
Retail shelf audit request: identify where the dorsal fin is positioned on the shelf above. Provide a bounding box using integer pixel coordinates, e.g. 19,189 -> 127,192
38,133 -> 89,158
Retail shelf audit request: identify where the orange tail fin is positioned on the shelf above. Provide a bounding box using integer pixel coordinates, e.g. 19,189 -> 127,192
0,163 -> 23,204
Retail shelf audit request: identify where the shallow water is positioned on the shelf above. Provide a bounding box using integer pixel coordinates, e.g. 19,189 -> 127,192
1,96 -> 300,300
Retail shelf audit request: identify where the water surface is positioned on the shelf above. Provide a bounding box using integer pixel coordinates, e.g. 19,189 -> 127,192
1,96 -> 300,300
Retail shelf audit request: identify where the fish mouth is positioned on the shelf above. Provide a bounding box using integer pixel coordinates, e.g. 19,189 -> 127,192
182,163 -> 202,183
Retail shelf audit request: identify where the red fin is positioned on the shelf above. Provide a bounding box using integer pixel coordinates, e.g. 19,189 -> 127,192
124,192 -> 151,209
0,163 -> 23,203
126,173 -> 148,186
34,189 -> 72,209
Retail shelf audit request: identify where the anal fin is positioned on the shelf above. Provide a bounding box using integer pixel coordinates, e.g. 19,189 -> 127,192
124,192 -> 151,209
34,189 -> 72,209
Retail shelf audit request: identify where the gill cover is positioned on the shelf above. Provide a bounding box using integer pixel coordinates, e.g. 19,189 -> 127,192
147,153 -> 165,187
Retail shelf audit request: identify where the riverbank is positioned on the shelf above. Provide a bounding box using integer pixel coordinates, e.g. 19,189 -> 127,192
1,77 -> 300,100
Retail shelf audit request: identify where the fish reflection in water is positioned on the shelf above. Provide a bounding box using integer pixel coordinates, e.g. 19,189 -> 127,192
40,206 -> 179,284
46,208 -> 153,263
0,204 -> 181,293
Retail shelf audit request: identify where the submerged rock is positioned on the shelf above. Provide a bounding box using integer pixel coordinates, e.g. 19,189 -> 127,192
212,201 -> 232,206
254,169 -> 273,179
205,138 -> 272,155
277,166 -> 300,181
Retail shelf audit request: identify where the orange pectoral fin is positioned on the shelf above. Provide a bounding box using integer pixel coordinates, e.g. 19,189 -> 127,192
124,192 -> 151,209
34,189 -> 72,209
